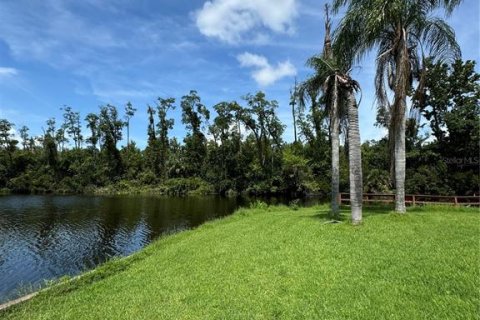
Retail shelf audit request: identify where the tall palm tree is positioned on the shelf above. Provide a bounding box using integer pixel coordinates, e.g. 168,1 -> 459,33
298,6 -> 341,219
299,5 -> 363,223
340,74 -> 363,224
333,0 -> 461,213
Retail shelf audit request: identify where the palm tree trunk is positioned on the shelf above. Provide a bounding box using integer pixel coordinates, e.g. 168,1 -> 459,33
347,90 -> 362,224
331,119 -> 340,218
393,37 -> 408,214
394,108 -> 406,213
388,124 -> 395,188
330,78 -> 340,218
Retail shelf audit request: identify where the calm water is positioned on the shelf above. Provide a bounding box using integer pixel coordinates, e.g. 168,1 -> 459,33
0,195 -> 322,303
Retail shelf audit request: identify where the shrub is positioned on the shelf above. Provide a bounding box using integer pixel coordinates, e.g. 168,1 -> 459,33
249,200 -> 269,210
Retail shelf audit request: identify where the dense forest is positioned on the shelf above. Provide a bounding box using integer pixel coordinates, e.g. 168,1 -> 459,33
0,58 -> 478,197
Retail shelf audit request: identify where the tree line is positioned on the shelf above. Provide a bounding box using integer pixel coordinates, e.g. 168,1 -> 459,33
0,0 -> 478,224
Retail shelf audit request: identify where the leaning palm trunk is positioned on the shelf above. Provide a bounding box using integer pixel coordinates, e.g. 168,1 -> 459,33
330,78 -> 340,219
393,37 -> 408,214
347,89 -> 362,223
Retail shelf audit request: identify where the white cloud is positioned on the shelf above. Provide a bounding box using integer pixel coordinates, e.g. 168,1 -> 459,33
0,67 -> 18,77
195,0 -> 297,44
237,52 -> 296,86
238,52 -> 270,68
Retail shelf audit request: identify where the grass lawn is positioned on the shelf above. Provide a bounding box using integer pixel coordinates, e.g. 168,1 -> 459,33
1,205 -> 479,319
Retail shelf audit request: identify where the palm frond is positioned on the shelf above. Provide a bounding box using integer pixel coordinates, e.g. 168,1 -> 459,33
297,74 -> 324,108
418,17 -> 461,62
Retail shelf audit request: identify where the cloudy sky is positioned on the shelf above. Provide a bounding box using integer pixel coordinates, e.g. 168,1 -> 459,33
0,0 -> 478,147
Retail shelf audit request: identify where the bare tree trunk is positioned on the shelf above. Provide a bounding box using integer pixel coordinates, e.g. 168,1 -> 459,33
292,99 -> 297,143
330,78 -> 340,218
291,78 -> 298,143
347,90 -> 363,224
127,122 -> 130,148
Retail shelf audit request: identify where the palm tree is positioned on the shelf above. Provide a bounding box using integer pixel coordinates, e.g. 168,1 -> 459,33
298,6 -> 340,219
298,5 -> 363,223
333,0 -> 461,213
340,74 -> 363,224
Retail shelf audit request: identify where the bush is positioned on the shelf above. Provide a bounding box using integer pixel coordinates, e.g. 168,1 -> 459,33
161,178 -> 214,196
249,200 -> 269,210
138,170 -> 157,185
289,199 -> 300,211
364,169 -> 391,193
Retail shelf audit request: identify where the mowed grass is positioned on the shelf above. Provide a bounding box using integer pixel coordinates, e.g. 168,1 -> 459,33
2,205 -> 479,319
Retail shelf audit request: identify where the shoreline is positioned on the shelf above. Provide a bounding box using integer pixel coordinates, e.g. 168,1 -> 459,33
0,293 -> 38,312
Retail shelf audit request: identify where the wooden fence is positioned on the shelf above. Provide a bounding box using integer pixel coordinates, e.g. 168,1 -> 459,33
339,193 -> 480,206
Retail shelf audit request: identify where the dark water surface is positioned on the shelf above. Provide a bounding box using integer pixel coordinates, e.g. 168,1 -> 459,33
0,195 -> 322,303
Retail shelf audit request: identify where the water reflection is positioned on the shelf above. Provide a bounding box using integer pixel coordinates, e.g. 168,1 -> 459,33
0,195 -> 323,303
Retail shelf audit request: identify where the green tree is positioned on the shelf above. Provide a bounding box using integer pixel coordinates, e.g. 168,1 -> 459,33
124,102 -> 137,148
43,118 -> 58,169
121,141 -> 143,181
156,97 -> 175,178
299,5 -> 363,222
241,92 -> 284,174
415,59 -> 479,153
281,145 -> 310,195
85,113 -> 100,150
145,105 -> 160,176
290,79 -> 298,143
295,74 -> 330,192
0,119 -> 17,161
207,101 -> 245,192
298,6 -> 343,218
61,106 -> 83,149
55,127 -> 68,152
181,90 -> 210,176
19,125 -> 29,150
99,104 -> 124,177
333,0 -> 461,213
413,59 -> 480,195
45,118 -> 56,136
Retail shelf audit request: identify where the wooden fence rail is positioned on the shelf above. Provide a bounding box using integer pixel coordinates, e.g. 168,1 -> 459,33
339,193 -> 480,206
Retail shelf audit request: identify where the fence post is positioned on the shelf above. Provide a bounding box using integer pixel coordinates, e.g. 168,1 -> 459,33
337,193 -> 342,205
454,196 -> 458,206
412,195 -> 416,206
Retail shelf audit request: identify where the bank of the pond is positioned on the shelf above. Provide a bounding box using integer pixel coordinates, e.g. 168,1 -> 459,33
2,205 -> 479,319
5,176 -> 320,197
91,178 -> 215,196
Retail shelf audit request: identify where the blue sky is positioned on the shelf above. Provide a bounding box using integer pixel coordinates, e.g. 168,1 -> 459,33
0,0 -> 478,148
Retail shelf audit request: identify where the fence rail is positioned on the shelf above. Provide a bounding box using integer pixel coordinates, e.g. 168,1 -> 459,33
339,193 -> 480,206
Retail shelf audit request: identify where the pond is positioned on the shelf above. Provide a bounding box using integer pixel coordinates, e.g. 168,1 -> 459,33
0,195 -> 324,303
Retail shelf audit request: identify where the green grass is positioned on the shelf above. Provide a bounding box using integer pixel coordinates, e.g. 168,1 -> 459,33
2,205 -> 479,319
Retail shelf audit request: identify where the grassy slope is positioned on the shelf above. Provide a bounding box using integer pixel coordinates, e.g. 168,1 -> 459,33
2,205 -> 479,320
